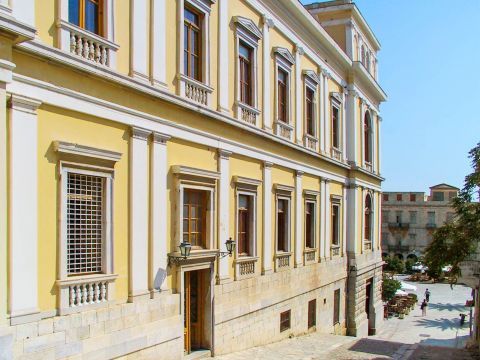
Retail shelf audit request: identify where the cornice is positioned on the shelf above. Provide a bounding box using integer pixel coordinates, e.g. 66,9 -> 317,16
151,132 -> 171,145
274,183 -> 295,193
233,175 -> 262,187
303,70 -> 320,85
273,47 -> 295,66
53,141 -> 122,162
172,165 -> 220,180
218,148 -> 232,160
233,16 -> 262,40
8,94 -> 41,114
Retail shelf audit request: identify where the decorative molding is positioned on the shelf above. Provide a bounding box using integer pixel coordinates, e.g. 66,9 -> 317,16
151,131 -> 171,145
302,70 -> 320,85
218,148 -> 232,160
295,170 -> 304,177
304,189 -> 320,197
131,126 -> 151,140
274,183 -> 295,193
330,92 -> 343,104
294,43 -> 304,56
261,14 -> 275,29
172,165 -> 220,180
8,94 -> 41,114
263,161 -> 273,169
53,141 -> 122,162
233,175 -> 262,187
233,16 -> 262,40
273,47 -> 295,66
0,59 -> 15,83
187,0 -> 216,14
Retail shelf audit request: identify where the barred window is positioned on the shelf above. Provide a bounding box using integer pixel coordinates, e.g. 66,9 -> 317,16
67,172 -> 104,275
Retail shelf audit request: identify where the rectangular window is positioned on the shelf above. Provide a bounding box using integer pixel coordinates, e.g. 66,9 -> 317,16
67,172 -> 104,275
305,201 -> 315,249
331,203 -> 340,246
395,210 -> 402,223
331,105 -> 340,149
237,194 -> 252,256
278,68 -> 288,123
277,198 -> 289,252
239,42 -> 253,106
280,310 -> 291,332
333,289 -> 340,325
305,87 -> 315,136
383,194 -> 389,201
184,7 -> 202,81
409,211 -> 417,224
410,194 -> 416,202
308,299 -> 316,329
183,189 -> 207,248
68,0 -> 102,35
428,211 -> 435,224
396,194 -> 402,201
432,191 -> 444,201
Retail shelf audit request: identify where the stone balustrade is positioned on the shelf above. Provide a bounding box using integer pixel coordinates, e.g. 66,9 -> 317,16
275,121 -> 294,141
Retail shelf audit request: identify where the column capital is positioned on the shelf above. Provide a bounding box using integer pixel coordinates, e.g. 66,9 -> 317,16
261,14 -> 275,29
8,94 -> 42,115
323,178 -> 331,184
218,148 -> 232,160
294,44 -> 304,56
151,131 -> 171,145
295,170 -> 304,177
263,160 -> 273,169
131,126 -> 151,140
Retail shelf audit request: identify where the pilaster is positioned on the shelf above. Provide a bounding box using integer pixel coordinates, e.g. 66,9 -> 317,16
324,179 -> 331,259
218,149 -> 232,283
319,178 -> 326,259
151,0 -> 167,88
262,160 -> 273,273
346,87 -> 358,166
346,184 -> 359,254
294,45 -> 304,144
217,0 -> 229,113
342,185 -> 347,256
322,70 -> 330,153
294,170 -> 303,267
8,94 -> 41,324
261,15 -> 274,132
150,132 -> 171,294
130,0 -> 149,81
129,126 -> 151,301
341,92 -> 347,162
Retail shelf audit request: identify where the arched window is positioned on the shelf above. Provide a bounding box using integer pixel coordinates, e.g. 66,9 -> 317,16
364,194 -> 372,242
364,112 -> 372,164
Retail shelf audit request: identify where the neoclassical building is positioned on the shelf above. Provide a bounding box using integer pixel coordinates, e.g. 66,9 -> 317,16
381,184 -> 459,260
0,0 -> 386,358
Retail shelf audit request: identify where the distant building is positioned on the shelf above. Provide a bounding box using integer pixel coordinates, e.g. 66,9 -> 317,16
381,184 -> 459,260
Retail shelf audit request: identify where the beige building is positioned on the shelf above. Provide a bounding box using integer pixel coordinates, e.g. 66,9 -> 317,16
0,0 -> 386,358
381,184 -> 459,260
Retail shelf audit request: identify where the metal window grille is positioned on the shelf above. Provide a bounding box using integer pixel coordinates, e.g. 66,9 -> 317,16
67,172 -> 104,275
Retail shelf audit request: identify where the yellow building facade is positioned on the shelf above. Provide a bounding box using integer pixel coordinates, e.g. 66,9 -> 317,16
0,0 -> 386,358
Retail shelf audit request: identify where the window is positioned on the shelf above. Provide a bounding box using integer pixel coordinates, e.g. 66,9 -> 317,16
305,201 -> 315,249
277,68 -> 288,123
333,289 -> 340,325
364,112 -> 372,164
183,189 -> 207,248
280,310 -> 291,332
428,211 -> 435,225
237,194 -> 253,256
382,210 -> 390,223
448,191 -> 457,200
308,299 -> 316,329
239,42 -> 253,106
66,172 -> 105,275
364,194 -> 372,242
432,191 -> 444,201
331,203 -> 340,246
331,105 -> 340,149
68,0 -> 103,35
396,194 -> 402,201
395,211 -> 402,223
184,7 -> 202,81
305,87 -> 315,136
410,194 -> 416,202
383,194 -> 389,201
277,198 -> 290,252
409,211 -> 417,224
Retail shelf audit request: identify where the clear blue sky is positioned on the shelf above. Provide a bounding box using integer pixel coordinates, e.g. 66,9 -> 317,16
301,0 -> 480,192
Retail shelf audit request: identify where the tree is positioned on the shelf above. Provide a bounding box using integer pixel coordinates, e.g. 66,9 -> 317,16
382,275 -> 401,302
405,258 -> 415,274
424,142 -> 480,284
384,256 -> 405,274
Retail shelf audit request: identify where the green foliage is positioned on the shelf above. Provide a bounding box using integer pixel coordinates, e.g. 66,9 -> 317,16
405,258 -> 415,274
424,142 -> 480,284
382,275 -> 401,302
384,256 -> 405,274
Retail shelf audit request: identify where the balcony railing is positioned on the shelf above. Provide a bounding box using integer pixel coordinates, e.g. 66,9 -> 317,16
304,248 -> 316,264
236,102 -> 260,126
331,147 -> 342,161
179,74 -> 213,106
304,134 -> 318,151
234,256 -> 258,280
275,121 -> 293,141
388,222 -> 410,230
365,162 -> 373,172
58,20 -> 118,67
275,252 -> 291,271
364,241 -> 372,251
331,246 -> 340,257
426,223 -> 437,229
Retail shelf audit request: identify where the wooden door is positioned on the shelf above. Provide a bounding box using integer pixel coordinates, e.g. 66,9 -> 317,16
365,281 -> 372,319
184,272 -> 191,354
184,271 -> 204,354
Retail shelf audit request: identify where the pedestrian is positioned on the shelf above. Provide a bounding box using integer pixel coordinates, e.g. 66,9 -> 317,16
421,299 -> 428,316
425,288 -> 431,302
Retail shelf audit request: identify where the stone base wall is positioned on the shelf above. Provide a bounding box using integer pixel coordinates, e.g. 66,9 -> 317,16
0,292 -> 182,360
213,258 -> 348,355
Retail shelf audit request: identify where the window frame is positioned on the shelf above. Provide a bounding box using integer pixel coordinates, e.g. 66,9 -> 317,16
305,200 -> 316,249
273,47 -> 295,140
331,197 -> 341,248
68,0 -> 104,36
183,5 -> 203,82
303,71 -> 320,141
330,94 -> 342,153
182,188 -> 208,249
276,196 -> 291,253
280,310 -> 291,332
235,190 -> 257,258
363,111 -> 373,165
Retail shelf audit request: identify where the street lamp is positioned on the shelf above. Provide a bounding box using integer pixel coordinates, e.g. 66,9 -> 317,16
225,237 -> 236,257
168,238 -> 236,266
179,241 -> 192,259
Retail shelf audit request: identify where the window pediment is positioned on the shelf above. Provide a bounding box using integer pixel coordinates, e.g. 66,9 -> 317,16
274,183 -> 294,196
303,189 -> 320,199
303,70 -> 320,86
273,47 -> 295,67
172,165 -> 220,180
233,175 -> 262,190
233,16 -> 262,41
53,141 -> 122,163
330,92 -> 343,104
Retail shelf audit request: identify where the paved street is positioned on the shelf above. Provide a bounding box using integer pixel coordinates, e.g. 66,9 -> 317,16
214,280 -> 478,359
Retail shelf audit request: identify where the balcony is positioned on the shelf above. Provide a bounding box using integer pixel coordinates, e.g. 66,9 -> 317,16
236,102 -> 260,126
365,161 -> 373,172
303,134 -> 318,151
331,246 -> 340,257
388,222 -> 410,230
331,147 -> 342,161
179,74 -> 213,106
234,256 -> 258,280
274,121 -> 294,141
426,223 -> 437,229
275,252 -> 291,272
364,241 -> 372,251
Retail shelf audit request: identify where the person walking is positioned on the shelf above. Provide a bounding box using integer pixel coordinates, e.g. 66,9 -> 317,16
421,299 -> 428,316
425,288 -> 431,302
